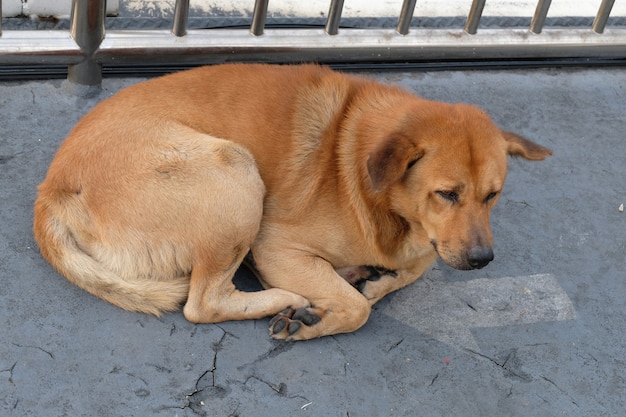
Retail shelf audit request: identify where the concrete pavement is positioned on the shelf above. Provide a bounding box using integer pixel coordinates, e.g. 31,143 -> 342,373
1,66 -> 625,416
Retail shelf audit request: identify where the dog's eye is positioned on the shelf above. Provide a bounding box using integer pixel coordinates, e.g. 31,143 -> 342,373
484,192 -> 499,203
436,190 -> 459,203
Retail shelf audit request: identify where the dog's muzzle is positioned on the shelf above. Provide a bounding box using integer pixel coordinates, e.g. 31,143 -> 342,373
431,240 -> 494,270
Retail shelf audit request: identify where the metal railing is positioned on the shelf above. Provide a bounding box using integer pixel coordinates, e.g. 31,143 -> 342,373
0,0 -> 624,86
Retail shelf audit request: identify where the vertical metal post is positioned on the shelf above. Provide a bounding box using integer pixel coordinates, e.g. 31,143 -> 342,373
325,0 -> 344,35
464,0 -> 486,35
592,0 -> 615,34
530,0 -> 552,34
251,0 -> 269,36
0,0 -> 3,36
68,0 -> 106,86
172,0 -> 190,37
396,0 -> 417,35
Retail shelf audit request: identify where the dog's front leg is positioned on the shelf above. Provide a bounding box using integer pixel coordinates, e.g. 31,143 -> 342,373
254,250 -> 371,341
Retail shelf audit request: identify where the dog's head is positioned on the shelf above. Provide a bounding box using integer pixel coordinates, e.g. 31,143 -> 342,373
362,99 -> 552,270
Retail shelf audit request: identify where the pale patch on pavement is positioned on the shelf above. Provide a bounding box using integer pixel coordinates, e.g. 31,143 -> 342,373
383,273 -> 576,352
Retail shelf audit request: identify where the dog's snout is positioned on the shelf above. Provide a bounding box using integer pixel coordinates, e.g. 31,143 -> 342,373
468,246 -> 494,269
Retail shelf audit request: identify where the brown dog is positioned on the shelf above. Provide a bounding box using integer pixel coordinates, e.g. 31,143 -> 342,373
34,64 -> 552,340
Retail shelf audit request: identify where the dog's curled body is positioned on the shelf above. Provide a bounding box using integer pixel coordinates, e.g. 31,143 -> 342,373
34,64 -> 552,340
34,123 -> 267,315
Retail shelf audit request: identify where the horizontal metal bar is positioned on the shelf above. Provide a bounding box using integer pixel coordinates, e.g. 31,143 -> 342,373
1,28 -> 626,66
0,31 -> 83,65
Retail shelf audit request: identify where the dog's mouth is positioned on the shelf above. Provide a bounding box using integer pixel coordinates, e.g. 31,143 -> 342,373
430,239 -> 493,270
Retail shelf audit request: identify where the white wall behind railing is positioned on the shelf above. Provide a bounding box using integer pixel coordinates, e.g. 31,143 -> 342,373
2,0 -> 119,17
2,0 -> 624,18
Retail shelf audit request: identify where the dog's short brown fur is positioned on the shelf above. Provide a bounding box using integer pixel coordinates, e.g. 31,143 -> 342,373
34,64 -> 552,340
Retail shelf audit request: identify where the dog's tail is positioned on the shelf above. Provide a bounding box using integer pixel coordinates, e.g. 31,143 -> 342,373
33,197 -> 190,316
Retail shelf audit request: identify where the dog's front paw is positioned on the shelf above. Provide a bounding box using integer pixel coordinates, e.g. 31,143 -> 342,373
269,307 -> 322,340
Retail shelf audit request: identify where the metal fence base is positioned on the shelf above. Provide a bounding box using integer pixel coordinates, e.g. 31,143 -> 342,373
68,60 -> 102,87
61,78 -> 103,99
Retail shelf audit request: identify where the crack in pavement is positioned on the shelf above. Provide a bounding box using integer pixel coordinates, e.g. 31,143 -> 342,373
330,336 -> 350,376
244,374 -> 310,404
12,343 -> 54,359
464,348 -> 532,381
177,325 -> 312,415
146,363 -> 173,374
1,362 -> 17,384
429,373 -> 439,387
126,372 -> 149,386
244,375 -> 287,395
386,338 -> 404,353
239,339 -> 294,369
465,347 -> 580,407
541,375 -> 580,408
109,365 -> 150,386
178,327 -> 232,415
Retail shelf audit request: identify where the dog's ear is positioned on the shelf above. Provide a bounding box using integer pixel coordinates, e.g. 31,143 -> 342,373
502,131 -> 553,160
367,135 -> 423,192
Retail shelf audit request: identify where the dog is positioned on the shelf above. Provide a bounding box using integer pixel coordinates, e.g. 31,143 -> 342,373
34,64 -> 552,340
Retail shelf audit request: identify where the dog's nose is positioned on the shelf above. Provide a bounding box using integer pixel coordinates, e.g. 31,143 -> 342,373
468,246 -> 494,269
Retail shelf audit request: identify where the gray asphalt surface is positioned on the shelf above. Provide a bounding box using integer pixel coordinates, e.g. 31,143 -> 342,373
1,67 -> 625,417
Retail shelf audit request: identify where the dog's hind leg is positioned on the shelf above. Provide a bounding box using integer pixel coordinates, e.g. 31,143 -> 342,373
182,249 -> 310,324
173,133 -> 310,323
